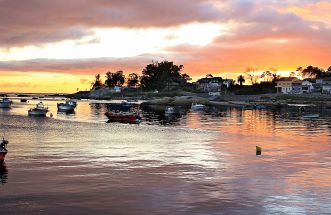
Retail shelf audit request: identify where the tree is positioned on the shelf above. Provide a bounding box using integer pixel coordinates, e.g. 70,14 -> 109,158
91,74 -> 103,89
237,75 -> 245,86
301,66 -> 324,78
261,70 -> 273,82
127,73 -> 139,88
205,74 -> 213,78
245,68 -> 258,85
105,71 -> 125,88
140,61 -> 185,90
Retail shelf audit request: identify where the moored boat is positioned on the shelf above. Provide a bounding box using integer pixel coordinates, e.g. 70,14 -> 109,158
28,102 -> 49,116
0,98 -> 13,108
20,98 -> 28,103
302,114 -> 320,119
0,138 -> 8,162
191,103 -> 205,111
57,99 -> 77,112
105,112 -> 141,124
165,106 -> 176,115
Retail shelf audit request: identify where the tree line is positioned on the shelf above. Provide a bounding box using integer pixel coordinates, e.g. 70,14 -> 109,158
236,65 -> 331,86
91,61 -> 191,91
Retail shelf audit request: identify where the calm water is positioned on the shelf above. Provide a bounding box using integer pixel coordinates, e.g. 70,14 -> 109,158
0,99 -> 330,214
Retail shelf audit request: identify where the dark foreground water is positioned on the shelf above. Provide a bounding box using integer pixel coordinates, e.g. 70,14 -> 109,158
0,99 -> 330,214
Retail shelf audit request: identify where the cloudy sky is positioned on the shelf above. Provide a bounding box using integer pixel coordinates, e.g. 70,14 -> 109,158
0,0 -> 331,92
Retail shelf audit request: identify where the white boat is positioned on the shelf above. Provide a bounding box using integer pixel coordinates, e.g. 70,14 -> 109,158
302,114 -> 320,119
0,98 -> 12,108
165,106 -> 176,115
191,103 -> 206,111
28,102 -> 49,116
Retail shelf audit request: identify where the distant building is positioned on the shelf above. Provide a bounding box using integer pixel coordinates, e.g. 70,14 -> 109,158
301,79 -> 314,94
276,77 -> 299,94
197,77 -> 223,92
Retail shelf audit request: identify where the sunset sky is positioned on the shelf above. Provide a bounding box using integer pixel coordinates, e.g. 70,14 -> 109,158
1,0 -> 331,93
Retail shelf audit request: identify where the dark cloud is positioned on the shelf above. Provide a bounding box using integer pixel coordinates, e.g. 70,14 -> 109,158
0,55 -> 175,74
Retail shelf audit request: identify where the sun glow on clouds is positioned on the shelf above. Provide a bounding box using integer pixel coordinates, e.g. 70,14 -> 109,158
0,23 -> 226,61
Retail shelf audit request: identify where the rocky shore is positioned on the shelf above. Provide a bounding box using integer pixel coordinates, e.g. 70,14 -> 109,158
70,89 -> 331,109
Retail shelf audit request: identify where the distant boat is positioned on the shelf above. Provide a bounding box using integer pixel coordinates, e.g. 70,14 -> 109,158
302,114 -> 320,119
32,97 -> 38,100
165,106 -> 176,115
191,103 -> 205,111
0,98 -> 13,108
28,102 -> 49,116
20,98 -> 28,103
0,138 -> 8,162
105,112 -> 141,124
57,99 -> 77,112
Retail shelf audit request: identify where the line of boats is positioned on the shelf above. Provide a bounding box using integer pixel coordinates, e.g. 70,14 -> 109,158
0,97 -> 78,116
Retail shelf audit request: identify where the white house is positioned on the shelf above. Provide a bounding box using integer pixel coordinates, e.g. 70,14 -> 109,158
276,77 -> 299,94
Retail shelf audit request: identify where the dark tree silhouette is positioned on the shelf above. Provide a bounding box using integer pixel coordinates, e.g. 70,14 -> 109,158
91,74 -> 103,89
140,61 -> 184,90
301,66 -> 324,78
205,74 -> 213,78
127,73 -> 139,88
237,75 -> 245,86
105,71 -> 125,88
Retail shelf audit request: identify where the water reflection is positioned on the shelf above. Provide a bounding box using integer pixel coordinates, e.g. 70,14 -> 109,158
0,99 -> 331,214
0,162 -> 8,184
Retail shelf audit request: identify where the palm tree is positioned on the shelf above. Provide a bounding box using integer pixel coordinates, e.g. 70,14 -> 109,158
237,75 -> 245,86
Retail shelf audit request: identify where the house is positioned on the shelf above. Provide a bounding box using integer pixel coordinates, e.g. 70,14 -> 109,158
301,79 -> 314,94
275,77 -> 299,94
292,80 -> 303,94
322,77 -> 331,94
197,77 -> 223,92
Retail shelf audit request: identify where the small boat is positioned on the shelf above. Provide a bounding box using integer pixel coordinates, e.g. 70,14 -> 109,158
20,98 -> 28,103
0,138 -> 8,162
302,114 -> 320,119
165,106 -> 176,115
57,99 -> 77,112
57,103 -> 75,112
28,102 -> 49,116
105,112 -> 141,124
0,98 -> 12,108
191,103 -> 205,111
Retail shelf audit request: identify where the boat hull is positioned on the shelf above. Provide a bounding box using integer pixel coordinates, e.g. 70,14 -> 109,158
28,109 -> 48,117
0,101 -> 12,108
57,104 -> 75,112
105,112 -> 140,124
191,105 -> 205,111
